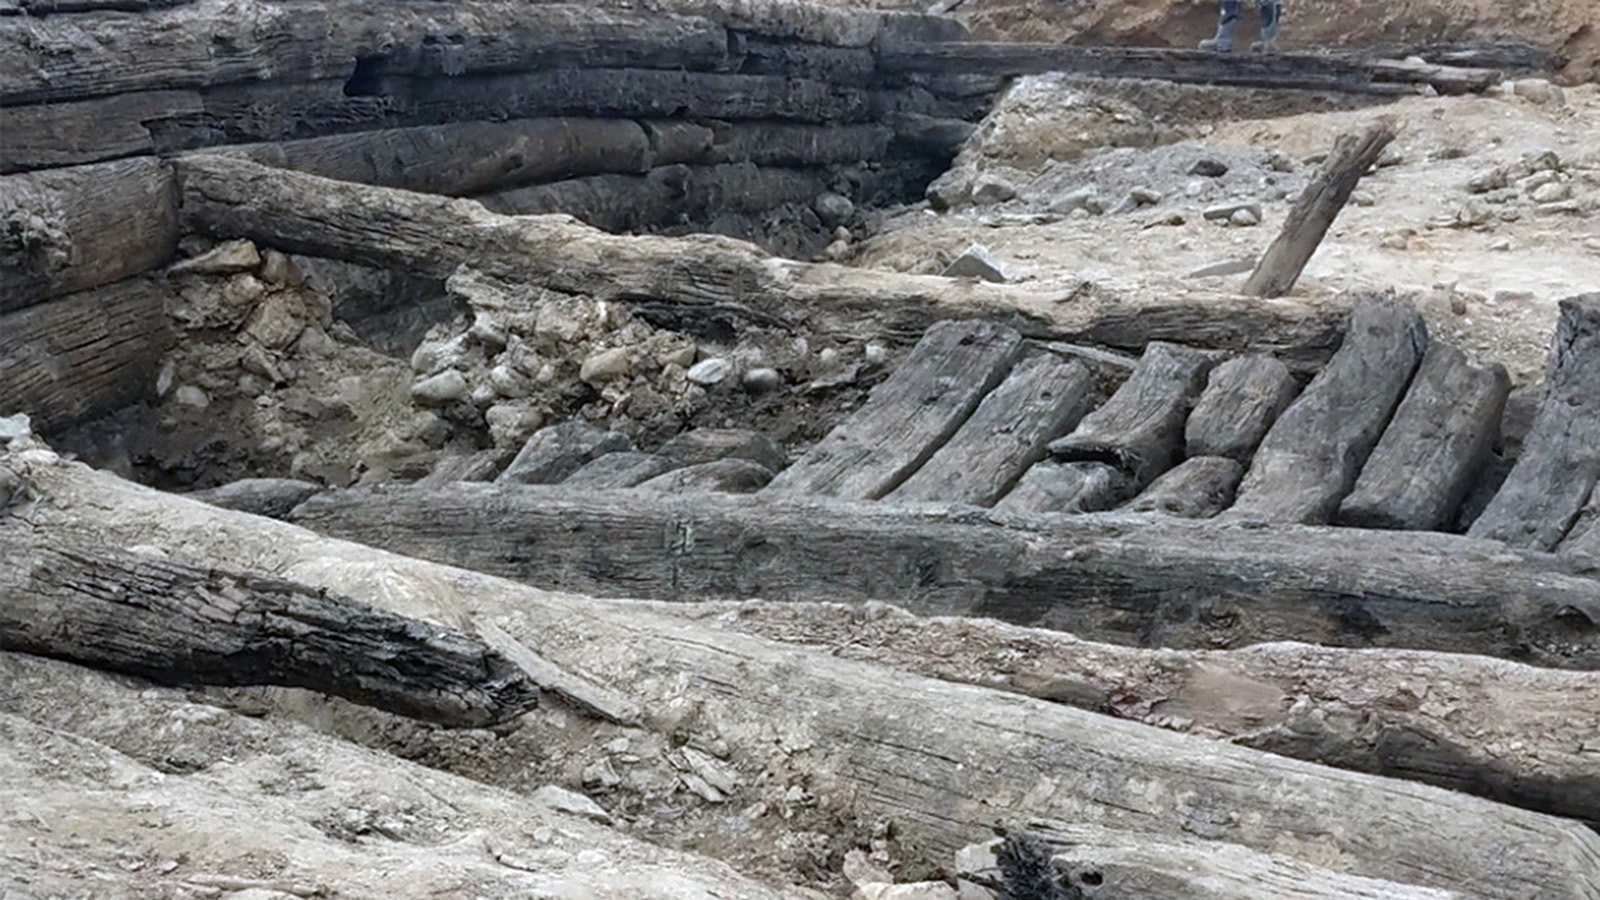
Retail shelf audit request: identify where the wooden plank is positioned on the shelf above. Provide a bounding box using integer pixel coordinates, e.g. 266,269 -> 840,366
1123,455 -> 1243,518
1473,295 -> 1600,549
656,428 -> 786,472
287,483 -> 1600,669
560,451 -> 673,489
0,525 -> 538,727
1231,296 -> 1428,524
0,89 -> 200,173
0,0 -> 729,106
209,119 -> 653,197
1338,343 -> 1510,531
1243,122 -> 1398,298
735,35 -> 876,81
708,600 -> 1600,826
1048,341 -> 1212,485
888,353 -> 1095,506
875,43 -> 1502,95
185,477 -> 322,519
16,455 -> 1600,899
0,157 -> 178,310
0,277 -> 172,431
173,154 -> 1356,363
704,121 -> 894,167
1184,354 -> 1300,462
993,460 -> 1137,514
764,319 -> 1022,499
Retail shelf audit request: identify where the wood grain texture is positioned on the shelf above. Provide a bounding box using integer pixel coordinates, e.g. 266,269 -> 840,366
1244,123 -> 1399,298
0,157 -> 178,310
0,0 -> 729,106
175,155 -> 1352,363
1048,341 -> 1212,485
0,90 -> 199,173
704,600 -> 1600,826
1475,294 -> 1600,549
1123,455 -> 1243,518
888,353 -> 1095,506
209,119 -> 654,197
0,277 -> 172,431
1184,354 -> 1300,461
1339,342 -> 1509,531
287,483 -> 1600,669
1231,296 -> 1428,524
0,521 -> 537,727
993,460 -> 1137,513
13,454 -> 1600,899
765,319 -> 1022,499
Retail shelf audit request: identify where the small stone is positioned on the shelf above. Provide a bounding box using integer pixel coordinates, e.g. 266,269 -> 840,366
969,173 -> 1017,205
687,358 -> 733,386
1466,168 -> 1508,194
1129,186 -> 1163,205
1048,187 -> 1099,216
1378,233 -> 1410,251
489,363 -> 535,399
485,404 -> 546,449
813,192 -> 855,228
659,344 -> 699,369
856,883 -> 959,900
1513,78 -> 1563,105
940,244 -> 1009,283
843,849 -> 894,887
167,239 -> 261,276
580,347 -> 633,384
741,367 -> 783,395
242,292 -> 307,351
1266,150 -> 1295,173
1203,200 -> 1262,222
408,412 -> 453,449
1450,295 -> 1470,316
1187,158 -> 1229,178
1229,207 -> 1261,227
864,343 -> 888,366
258,249 -> 306,287
1350,190 -> 1376,207
0,413 -> 31,446
824,239 -> 851,262
530,785 -> 613,824
173,385 -> 210,410
1489,238 -> 1513,252
469,314 -> 508,352
1186,257 -> 1256,279
1532,181 -> 1573,204
581,758 -> 622,791
410,370 -> 470,407
834,225 -> 852,243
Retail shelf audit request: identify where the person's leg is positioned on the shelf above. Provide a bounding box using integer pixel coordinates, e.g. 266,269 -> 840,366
1198,0 -> 1240,53
1252,0 -> 1281,52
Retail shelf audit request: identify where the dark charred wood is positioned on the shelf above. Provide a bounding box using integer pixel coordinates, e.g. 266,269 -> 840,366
1048,342 -> 1212,485
1123,455 -> 1243,518
994,460 -> 1139,514
1184,354 -> 1301,462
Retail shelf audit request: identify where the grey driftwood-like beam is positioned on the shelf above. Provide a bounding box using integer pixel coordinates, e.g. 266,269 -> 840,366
0,498 -> 538,727
9,450 -> 1600,899
174,154 -> 1351,361
286,482 -> 1600,669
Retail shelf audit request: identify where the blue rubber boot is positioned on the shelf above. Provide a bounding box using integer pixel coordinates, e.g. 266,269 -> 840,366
1252,1 -> 1281,53
1199,0 -> 1241,53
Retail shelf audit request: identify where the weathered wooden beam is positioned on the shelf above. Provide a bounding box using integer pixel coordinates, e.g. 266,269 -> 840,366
12,452 -> 1600,898
875,43 -> 1501,95
208,119 -> 653,197
175,155 -> 1352,362
1475,294 -> 1600,550
1048,341 -> 1212,486
766,319 -> 1022,499
702,600 -> 1600,825
1338,343 -> 1509,531
1123,455 -> 1243,518
285,483 -> 1600,669
1231,296 -> 1428,523
0,0 -> 729,106
1184,354 -> 1300,462
0,506 -> 538,727
1243,122 -> 1398,298
887,352 -> 1095,507
0,157 -> 178,310
0,90 -> 200,173
0,277 -> 173,431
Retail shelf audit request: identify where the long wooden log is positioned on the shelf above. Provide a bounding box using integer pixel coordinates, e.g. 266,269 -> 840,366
0,157 -> 178,310
0,0 -> 729,106
12,452 -> 1600,898
694,599 -> 1600,825
1338,343 -> 1510,531
1474,294 -> 1600,550
1230,296 -> 1428,523
0,512 -> 538,727
1243,122 -> 1398,298
285,483 -> 1600,669
0,89 -> 201,173
0,277 -> 173,431
175,155 -> 1351,361
209,119 -> 653,197
875,43 -> 1502,95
